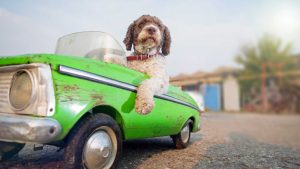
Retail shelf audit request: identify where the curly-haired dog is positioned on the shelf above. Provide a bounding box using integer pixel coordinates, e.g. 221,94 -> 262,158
105,15 -> 171,114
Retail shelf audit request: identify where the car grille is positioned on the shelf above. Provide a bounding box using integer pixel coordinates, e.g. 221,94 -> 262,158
0,72 -> 13,113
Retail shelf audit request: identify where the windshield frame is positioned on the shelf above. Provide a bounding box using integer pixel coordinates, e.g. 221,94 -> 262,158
55,31 -> 125,61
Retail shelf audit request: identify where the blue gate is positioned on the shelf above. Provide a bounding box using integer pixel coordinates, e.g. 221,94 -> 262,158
203,84 -> 221,111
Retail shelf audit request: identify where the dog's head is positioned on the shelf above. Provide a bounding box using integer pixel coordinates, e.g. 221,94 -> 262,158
123,15 -> 171,56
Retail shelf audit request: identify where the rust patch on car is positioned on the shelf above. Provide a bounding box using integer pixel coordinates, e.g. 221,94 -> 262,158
90,94 -> 105,106
62,85 -> 80,91
55,84 -> 84,102
58,95 -> 74,102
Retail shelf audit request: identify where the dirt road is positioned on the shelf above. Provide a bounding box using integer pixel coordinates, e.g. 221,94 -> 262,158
1,113 -> 300,169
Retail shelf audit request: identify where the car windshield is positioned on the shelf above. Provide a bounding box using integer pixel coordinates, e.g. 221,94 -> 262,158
55,31 -> 125,61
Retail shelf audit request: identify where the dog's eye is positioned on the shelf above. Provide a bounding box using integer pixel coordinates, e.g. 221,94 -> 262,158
138,23 -> 145,28
157,25 -> 163,30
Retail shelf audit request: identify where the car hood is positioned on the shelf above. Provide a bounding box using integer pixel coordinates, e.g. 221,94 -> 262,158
0,54 -> 199,110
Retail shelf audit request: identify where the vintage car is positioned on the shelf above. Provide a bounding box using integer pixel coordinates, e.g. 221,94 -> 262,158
0,31 -> 201,169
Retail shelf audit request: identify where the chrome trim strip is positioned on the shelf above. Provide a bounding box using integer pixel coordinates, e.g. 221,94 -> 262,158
155,94 -> 200,111
58,65 -> 200,111
0,113 -> 61,144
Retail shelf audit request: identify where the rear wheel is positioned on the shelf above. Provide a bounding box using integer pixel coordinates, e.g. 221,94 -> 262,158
171,120 -> 193,149
64,113 -> 123,169
0,141 -> 25,161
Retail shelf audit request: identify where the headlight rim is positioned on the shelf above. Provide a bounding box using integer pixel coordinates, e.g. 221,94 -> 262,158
8,69 -> 37,111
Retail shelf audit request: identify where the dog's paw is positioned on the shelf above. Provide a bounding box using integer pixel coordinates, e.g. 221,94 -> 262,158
135,98 -> 155,115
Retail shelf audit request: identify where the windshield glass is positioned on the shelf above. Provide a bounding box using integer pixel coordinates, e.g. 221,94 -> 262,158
55,31 -> 125,60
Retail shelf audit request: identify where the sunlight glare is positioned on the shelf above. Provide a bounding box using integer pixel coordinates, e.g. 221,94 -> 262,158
272,7 -> 299,37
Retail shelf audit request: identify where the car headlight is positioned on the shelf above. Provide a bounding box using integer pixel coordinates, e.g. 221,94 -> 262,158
0,63 -> 55,116
9,70 -> 35,110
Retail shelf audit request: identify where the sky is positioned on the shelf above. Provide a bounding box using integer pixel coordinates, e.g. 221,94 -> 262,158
0,0 -> 300,76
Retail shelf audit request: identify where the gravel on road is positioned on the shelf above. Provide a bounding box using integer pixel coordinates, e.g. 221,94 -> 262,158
1,112 -> 300,169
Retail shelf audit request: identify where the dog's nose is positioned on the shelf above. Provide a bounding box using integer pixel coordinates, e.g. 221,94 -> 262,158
147,27 -> 156,34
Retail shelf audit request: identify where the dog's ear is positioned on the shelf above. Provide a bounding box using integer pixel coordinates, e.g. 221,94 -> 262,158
123,22 -> 135,51
162,26 -> 171,56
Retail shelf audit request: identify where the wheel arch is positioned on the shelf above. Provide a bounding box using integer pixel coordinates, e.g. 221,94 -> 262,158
188,115 -> 198,132
91,105 -> 125,131
64,104 -> 125,141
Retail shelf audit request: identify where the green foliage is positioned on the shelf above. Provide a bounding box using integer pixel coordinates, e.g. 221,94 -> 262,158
235,34 -> 298,112
236,34 -> 293,73
236,34 -> 294,88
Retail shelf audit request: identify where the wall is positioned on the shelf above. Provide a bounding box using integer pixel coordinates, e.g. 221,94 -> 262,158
222,75 -> 240,111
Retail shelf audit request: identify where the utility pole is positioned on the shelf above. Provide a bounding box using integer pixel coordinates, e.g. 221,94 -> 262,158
261,63 -> 268,111
260,62 -> 283,112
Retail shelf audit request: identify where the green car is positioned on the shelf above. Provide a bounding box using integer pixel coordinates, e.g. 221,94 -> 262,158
0,32 -> 200,169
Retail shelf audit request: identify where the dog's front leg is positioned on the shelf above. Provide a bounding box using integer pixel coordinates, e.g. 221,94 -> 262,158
135,78 -> 156,114
135,77 -> 169,114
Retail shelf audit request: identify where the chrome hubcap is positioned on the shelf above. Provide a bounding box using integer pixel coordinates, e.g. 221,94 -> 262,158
83,126 -> 117,169
181,124 -> 190,143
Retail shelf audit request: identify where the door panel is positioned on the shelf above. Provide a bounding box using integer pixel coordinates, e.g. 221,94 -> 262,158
204,84 -> 221,111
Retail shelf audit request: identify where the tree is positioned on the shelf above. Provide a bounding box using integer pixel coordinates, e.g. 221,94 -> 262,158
235,34 -> 298,113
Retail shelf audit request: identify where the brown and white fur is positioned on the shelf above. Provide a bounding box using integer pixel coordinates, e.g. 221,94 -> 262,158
104,15 -> 171,114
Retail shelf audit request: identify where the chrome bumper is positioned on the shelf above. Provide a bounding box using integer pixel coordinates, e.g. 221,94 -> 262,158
0,113 -> 61,144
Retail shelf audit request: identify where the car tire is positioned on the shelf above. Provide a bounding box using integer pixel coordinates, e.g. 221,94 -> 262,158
171,119 -> 193,149
0,141 -> 25,161
64,113 -> 123,169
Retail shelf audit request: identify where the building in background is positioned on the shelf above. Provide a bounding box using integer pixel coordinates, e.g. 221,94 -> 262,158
171,55 -> 300,113
171,67 -> 240,112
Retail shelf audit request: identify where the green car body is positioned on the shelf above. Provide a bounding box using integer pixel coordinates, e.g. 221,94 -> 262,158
0,32 -> 200,168
0,53 -> 200,142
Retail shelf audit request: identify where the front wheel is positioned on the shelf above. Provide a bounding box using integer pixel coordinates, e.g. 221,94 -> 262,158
0,141 -> 25,161
171,120 -> 193,149
64,113 -> 123,169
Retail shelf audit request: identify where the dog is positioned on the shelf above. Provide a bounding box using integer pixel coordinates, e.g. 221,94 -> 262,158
105,15 -> 171,114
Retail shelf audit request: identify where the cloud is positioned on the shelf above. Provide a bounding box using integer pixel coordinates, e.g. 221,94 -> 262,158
0,8 -> 60,55
0,1 -> 299,76
167,21 -> 258,74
